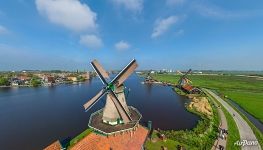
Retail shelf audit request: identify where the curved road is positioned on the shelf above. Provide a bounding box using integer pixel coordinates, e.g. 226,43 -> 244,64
205,89 -> 261,150
210,94 -> 228,150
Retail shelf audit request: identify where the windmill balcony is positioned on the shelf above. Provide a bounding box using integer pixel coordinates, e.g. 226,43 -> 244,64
88,106 -> 142,135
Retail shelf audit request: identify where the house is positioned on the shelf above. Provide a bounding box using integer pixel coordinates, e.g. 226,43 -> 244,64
81,72 -> 90,80
11,81 -> 19,86
44,76 -> 55,83
17,75 -> 30,81
67,76 -> 77,82
55,77 -> 65,83
10,78 -> 21,86
182,84 -> 201,94
34,73 -> 45,79
43,76 -> 55,86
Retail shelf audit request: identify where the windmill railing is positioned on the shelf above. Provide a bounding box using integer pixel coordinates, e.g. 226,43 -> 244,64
88,106 -> 142,135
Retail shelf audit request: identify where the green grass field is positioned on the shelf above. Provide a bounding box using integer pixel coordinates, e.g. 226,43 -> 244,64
145,139 -> 189,150
145,131 -> 190,150
152,74 -> 263,123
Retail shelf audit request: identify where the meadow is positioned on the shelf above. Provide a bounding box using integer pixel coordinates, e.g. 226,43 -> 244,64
152,74 -> 263,123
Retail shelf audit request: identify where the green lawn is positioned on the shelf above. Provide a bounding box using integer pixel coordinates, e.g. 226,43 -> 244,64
67,128 -> 93,148
145,139 -> 190,150
152,74 -> 263,123
223,91 -> 263,123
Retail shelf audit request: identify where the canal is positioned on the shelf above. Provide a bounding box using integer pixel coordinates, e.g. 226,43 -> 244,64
0,74 -> 199,150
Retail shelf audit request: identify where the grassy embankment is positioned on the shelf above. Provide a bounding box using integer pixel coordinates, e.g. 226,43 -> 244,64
152,74 -> 263,147
205,90 -> 240,150
145,131 -> 190,150
145,93 -> 219,149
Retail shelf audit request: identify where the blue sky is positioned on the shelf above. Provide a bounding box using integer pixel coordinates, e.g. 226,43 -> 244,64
0,0 -> 263,71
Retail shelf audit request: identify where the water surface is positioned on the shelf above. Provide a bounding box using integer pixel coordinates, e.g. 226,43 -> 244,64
0,74 -> 199,150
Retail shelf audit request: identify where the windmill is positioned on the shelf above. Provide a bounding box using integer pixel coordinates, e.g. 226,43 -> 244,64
144,70 -> 153,83
177,69 -> 192,87
146,70 -> 152,79
177,69 -> 201,94
43,59 -> 146,149
83,59 -> 139,126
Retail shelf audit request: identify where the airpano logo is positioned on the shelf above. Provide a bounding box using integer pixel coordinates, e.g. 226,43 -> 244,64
234,140 -> 258,146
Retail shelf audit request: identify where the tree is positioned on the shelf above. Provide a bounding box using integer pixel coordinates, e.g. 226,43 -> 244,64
0,77 -> 10,86
31,77 -> 41,87
77,76 -> 85,82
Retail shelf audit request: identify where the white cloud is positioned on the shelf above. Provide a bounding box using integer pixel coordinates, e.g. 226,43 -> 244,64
151,16 -> 179,38
115,41 -> 130,50
79,34 -> 103,49
0,25 -> 8,34
36,0 -> 97,32
166,0 -> 185,6
111,0 -> 143,13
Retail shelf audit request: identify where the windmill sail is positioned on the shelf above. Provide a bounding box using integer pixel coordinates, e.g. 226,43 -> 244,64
91,60 -> 109,85
83,89 -> 106,110
111,59 -> 138,87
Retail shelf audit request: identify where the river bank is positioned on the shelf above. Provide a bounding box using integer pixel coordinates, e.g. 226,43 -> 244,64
0,81 -> 88,88
145,77 -> 219,149
151,73 -> 263,124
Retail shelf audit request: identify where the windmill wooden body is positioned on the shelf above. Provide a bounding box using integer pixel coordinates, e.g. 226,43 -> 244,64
83,59 -> 142,134
177,69 -> 201,94
178,69 -> 192,87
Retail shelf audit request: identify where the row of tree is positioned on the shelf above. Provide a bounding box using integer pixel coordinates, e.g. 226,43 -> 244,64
0,76 -> 9,86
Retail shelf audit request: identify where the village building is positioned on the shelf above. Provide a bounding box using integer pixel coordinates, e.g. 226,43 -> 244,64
67,76 -> 78,82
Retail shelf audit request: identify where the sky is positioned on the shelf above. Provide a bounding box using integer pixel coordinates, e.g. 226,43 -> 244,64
0,0 -> 263,71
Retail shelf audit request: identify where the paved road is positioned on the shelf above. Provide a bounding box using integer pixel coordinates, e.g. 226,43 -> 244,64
205,89 -> 261,150
209,94 -> 228,150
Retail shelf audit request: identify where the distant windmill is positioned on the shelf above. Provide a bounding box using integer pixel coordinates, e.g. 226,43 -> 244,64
178,69 -> 192,87
144,69 -> 157,84
146,70 -> 152,79
176,70 -> 184,75
83,59 -> 138,124
177,69 -> 201,94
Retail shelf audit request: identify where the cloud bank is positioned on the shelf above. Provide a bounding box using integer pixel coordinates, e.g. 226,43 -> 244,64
36,0 -> 97,32
151,16 -> 179,38
36,0 -> 104,50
